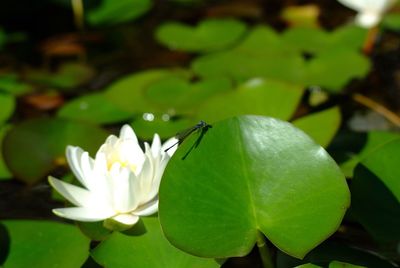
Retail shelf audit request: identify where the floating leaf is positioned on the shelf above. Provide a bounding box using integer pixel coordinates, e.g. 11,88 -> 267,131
0,125 -> 12,180
351,164 -> 400,243
0,73 -> 33,96
160,116 -> 350,259
281,27 -> 330,54
1,220 -> 90,268
88,0 -> 152,25
91,217 -> 219,268
155,19 -> 247,52
293,107 -> 341,147
131,114 -> 194,140
196,78 -> 304,123
0,93 -> 14,125
104,69 -> 191,114
306,48 -> 370,92
2,118 -> 109,184
26,63 -> 95,90
58,93 -> 133,124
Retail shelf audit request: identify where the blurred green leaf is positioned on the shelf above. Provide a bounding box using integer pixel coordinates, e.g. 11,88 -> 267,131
281,27 -> 330,54
329,25 -> 367,51
0,93 -> 14,125
0,73 -> 33,96
196,78 -> 304,123
329,261 -> 366,268
382,14 -> 400,31
295,264 -> 322,268
293,107 -> 341,147
1,220 -> 90,268
131,114 -> 194,140
351,164 -> 400,243
26,63 -> 95,90
88,0 -> 152,25
58,93 -> 133,124
281,5 -> 320,28
155,19 -> 247,52
104,69 -> 191,114
0,125 -> 12,180
91,217 -> 220,268
306,49 -> 370,92
160,116 -> 350,259
3,118 -> 109,184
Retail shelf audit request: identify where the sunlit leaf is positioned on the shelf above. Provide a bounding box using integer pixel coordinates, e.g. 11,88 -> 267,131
2,118 -> 109,184
58,93 -> 133,124
88,0 -> 152,25
1,220 -> 90,268
293,107 -> 341,147
91,217 -> 220,268
281,5 -> 320,28
196,78 -> 304,123
160,116 -> 350,259
155,19 -> 247,52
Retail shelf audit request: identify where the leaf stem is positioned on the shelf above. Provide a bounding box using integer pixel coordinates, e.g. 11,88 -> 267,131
257,232 -> 274,268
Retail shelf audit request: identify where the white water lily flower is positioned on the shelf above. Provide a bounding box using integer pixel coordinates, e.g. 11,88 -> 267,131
49,125 -> 178,228
338,0 -> 397,28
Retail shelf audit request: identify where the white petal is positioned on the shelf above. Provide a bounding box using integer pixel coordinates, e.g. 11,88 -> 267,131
151,134 -> 162,158
48,176 -> 94,207
52,207 -> 115,222
109,163 -> 132,212
79,151 -> 96,191
355,11 -> 381,28
112,214 -> 139,226
161,137 -> 179,157
148,154 -> 170,200
120,124 -> 138,142
134,199 -> 158,216
66,146 -> 87,188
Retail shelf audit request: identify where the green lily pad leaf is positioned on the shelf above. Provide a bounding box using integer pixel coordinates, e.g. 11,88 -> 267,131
159,116 -> 350,259
0,73 -> 33,96
77,221 -> 112,241
293,107 -> 341,148
131,114 -> 194,140
359,139 -> 400,201
192,26 -> 306,84
88,0 -> 152,25
155,19 -> 247,52
1,220 -> 90,268
57,93 -> 133,124
91,217 -> 220,268
339,131 -> 400,178
276,241 -> 396,268
382,14 -> 400,31
2,118 -> 109,184
104,69 -> 191,114
196,78 -> 304,123
281,27 -> 330,54
329,25 -> 367,51
306,49 -> 370,92
144,76 -> 232,113
0,125 -> 12,180
26,63 -> 95,90
295,264 -> 322,268
351,164 -> 400,243
0,93 -> 15,124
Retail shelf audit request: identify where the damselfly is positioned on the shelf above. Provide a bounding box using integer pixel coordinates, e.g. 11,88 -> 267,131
164,120 -> 211,152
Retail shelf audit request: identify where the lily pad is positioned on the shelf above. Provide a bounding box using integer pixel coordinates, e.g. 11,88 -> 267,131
88,0 -> 152,25
2,118 -> 109,184
159,116 -> 350,259
0,92 -> 14,124
0,73 -> 33,96
91,217 -> 220,268
104,69 -> 191,114
155,19 -> 247,52
0,125 -> 12,180
1,220 -> 90,268
351,164 -> 400,243
196,78 -> 304,123
293,107 -> 341,148
57,93 -> 133,124
26,63 -> 95,90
